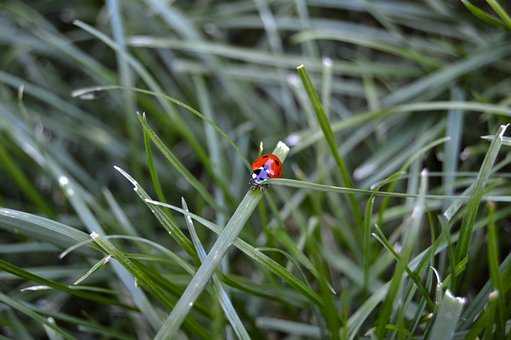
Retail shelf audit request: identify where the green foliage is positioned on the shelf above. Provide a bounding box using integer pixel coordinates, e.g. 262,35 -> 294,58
1,1 -> 511,339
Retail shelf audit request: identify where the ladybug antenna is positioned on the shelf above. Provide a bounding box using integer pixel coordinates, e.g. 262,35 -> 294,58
258,141 -> 264,156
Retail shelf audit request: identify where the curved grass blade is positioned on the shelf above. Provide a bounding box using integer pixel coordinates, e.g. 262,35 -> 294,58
0,292 -> 74,340
89,232 -> 208,338
0,259 -> 130,309
73,20 -> 210,166
0,208 -> 90,251
113,166 -> 196,258
145,198 -> 321,305
72,85 -> 249,167
73,255 -> 112,285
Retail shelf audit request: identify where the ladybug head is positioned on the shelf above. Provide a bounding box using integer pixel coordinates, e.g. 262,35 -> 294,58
250,167 -> 271,186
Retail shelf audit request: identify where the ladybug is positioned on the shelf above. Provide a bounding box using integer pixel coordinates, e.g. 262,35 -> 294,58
250,153 -> 283,189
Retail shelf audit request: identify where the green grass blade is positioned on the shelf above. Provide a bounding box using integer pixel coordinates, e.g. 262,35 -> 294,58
103,189 -> 138,236
43,317 -> 64,340
485,0 -> 511,29
4,309 -> 34,340
182,198 -> 251,340
0,259 -> 128,308
106,0 -> 138,170
137,112 -> 219,210
293,30 -> 441,67
142,125 -> 167,203
72,20 -> 210,166
296,64 -> 362,227
296,101 -> 511,154
0,291 -> 74,340
443,88 -> 464,200
193,75 -> 228,225
73,255 -> 112,285
371,225 -> 435,310
482,134 -> 511,146
0,208 -> 89,249
89,232 -> 208,338
348,284 -> 387,339
461,0 -> 506,27
0,140 -> 52,215
454,125 -> 507,283
427,290 -> 465,340
154,141 -> 289,340
256,318 -> 320,338
128,36 -> 419,77
270,178 -> 463,200
375,169 -> 427,337
72,85 -> 249,167
307,230 -> 341,339
382,46 -> 511,106
113,166 -> 196,258
321,58 -> 333,116
146,199 -> 322,305
486,202 -> 506,337
25,303 -> 133,340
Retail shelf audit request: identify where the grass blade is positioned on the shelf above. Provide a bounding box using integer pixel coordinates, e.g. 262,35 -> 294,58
485,0 -> 511,29
486,202 -> 505,337
43,317 -> 64,340
0,291 -> 74,340
89,232 -> 208,337
454,125 -> 507,285
113,166 -> 196,258
296,64 -> 362,227
461,0 -> 506,27
146,199 -> 322,305
427,290 -> 465,340
73,20 -> 210,166
107,0 -> 138,170
182,198 -> 251,340
382,46 -> 511,106
137,112 -> 218,209
0,259 -> 129,308
443,88 -> 464,201
0,208 -> 89,250
73,255 -> 112,285
154,141 -> 289,340
375,169 -> 428,337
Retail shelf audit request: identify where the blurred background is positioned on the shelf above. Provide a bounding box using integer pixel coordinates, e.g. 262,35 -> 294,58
1,1 -> 511,339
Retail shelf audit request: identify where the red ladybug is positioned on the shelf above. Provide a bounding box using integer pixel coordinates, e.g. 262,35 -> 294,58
250,153 -> 283,188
